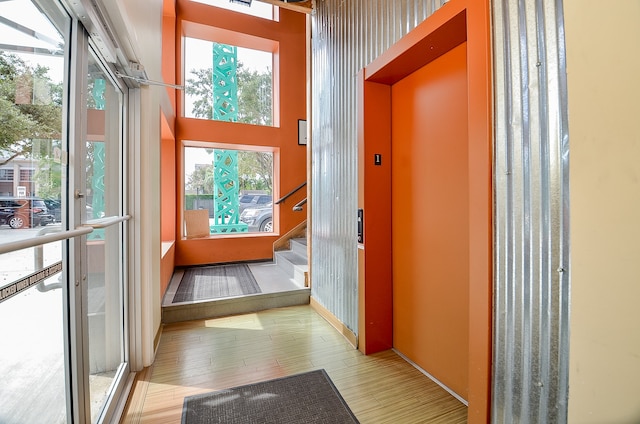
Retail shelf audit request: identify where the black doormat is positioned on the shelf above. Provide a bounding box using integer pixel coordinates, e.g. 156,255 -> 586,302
172,263 -> 261,303
181,369 -> 360,424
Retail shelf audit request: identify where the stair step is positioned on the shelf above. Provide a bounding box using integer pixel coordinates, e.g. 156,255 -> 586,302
278,250 -> 307,266
162,289 -> 310,323
292,237 -> 307,245
276,250 -> 308,287
161,261 -> 311,323
290,237 -> 307,257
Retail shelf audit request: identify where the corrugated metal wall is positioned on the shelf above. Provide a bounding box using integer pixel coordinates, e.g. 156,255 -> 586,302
311,1 -> 570,422
310,0 -> 444,333
492,0 -> 570,423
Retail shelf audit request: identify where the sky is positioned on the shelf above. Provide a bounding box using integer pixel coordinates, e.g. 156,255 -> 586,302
0,0 -> 65,83
184,147 -> 214,178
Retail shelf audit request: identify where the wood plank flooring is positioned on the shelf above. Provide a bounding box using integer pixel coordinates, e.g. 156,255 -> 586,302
120,305 -> 467,424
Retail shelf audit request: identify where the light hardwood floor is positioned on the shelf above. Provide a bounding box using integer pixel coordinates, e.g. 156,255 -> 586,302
120,305 -> 467,423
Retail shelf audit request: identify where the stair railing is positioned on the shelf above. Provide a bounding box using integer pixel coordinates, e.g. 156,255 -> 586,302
275,181 -> 306,207
292,198 -> 307,211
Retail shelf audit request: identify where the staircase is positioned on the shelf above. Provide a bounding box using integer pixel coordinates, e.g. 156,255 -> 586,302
162,233 -> 310,324
275,237 -> 308,287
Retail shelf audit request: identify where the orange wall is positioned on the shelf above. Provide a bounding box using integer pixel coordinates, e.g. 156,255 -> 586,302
161,115 -> 176,243
357,75 -> 393,354
174,1 -> 307,266
391,42 -> 469,399
160,128 -> 176,296
160,0 -> 177,297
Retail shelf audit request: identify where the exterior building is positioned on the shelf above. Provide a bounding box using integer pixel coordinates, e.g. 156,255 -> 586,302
0,1 -> 638,423
0,157 -> 37,197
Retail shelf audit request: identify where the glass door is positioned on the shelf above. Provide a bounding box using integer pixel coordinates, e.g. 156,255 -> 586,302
0,0 -> 70,423
81,51 -> 129,424
0,1 -> 130,423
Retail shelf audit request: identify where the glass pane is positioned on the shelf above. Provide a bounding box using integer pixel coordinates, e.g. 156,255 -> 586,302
0,242 -> 66,424
184,37 -> 273,126
190,0 -> 275,20
0,1 -> 68,422
184,146 -> 274,234
85,53 -> 126,423
0,0 -> 66,232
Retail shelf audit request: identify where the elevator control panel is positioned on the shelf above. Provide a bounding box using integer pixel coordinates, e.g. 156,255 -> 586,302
357,208 -> 364,243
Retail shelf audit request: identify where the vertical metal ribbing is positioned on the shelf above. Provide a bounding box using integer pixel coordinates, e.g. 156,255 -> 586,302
310,0 -> 441,333
492,0 -> 570,422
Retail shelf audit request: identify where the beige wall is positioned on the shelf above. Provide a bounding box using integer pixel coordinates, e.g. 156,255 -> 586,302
565,1 -> 640,422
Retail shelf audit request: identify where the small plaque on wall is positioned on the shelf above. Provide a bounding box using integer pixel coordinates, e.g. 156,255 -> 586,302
298,119 -> 307,145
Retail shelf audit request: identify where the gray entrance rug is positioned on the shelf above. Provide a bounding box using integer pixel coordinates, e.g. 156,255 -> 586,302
172,264 -> 261,303
181,369 -> 360,424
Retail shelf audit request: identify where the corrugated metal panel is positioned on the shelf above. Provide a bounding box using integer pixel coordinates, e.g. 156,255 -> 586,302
310,0 -> 442,333
492,0 -> 570,423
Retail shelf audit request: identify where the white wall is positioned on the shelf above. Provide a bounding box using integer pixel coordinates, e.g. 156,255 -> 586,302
566,1 -> 640,422
102,0 -> 165,367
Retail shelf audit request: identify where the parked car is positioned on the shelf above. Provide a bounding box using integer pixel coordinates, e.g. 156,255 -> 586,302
238,194 -> 272,214
12,199 -> 100,224
0,208 -> 14,227
0,196 -> 54,229
240,204 -> 273,232
43,198 -> 61,222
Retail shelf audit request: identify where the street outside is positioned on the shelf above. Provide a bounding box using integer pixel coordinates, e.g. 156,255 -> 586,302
0,225 -> 67,424
0,225 -> 62,284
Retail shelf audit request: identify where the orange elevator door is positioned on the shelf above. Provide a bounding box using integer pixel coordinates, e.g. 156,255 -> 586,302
391,42 -> 470,399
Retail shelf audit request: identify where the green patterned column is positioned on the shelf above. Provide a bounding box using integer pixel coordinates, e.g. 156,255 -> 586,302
210,43 -> 246,233
212,43 -> 238,121
89,78 -> 106,240
210,150 -> 247,233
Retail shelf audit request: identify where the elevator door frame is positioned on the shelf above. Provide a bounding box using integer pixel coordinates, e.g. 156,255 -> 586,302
356,1 -> 492,422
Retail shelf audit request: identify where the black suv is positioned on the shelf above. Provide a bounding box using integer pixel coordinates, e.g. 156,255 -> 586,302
0,197 -> 55,229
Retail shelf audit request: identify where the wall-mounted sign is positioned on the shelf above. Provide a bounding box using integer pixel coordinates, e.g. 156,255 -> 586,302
298,119 -> 307,145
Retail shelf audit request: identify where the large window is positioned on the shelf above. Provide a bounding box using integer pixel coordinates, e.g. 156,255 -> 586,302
184,37 -> 274,126
184,145 -> 274,235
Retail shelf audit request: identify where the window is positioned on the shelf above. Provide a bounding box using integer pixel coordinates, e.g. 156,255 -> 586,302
190,0 -> 276,20
19,169 -> 34,181
0,169 -> 13,181
184,145 -> 274,234
184,37 -> 274,126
